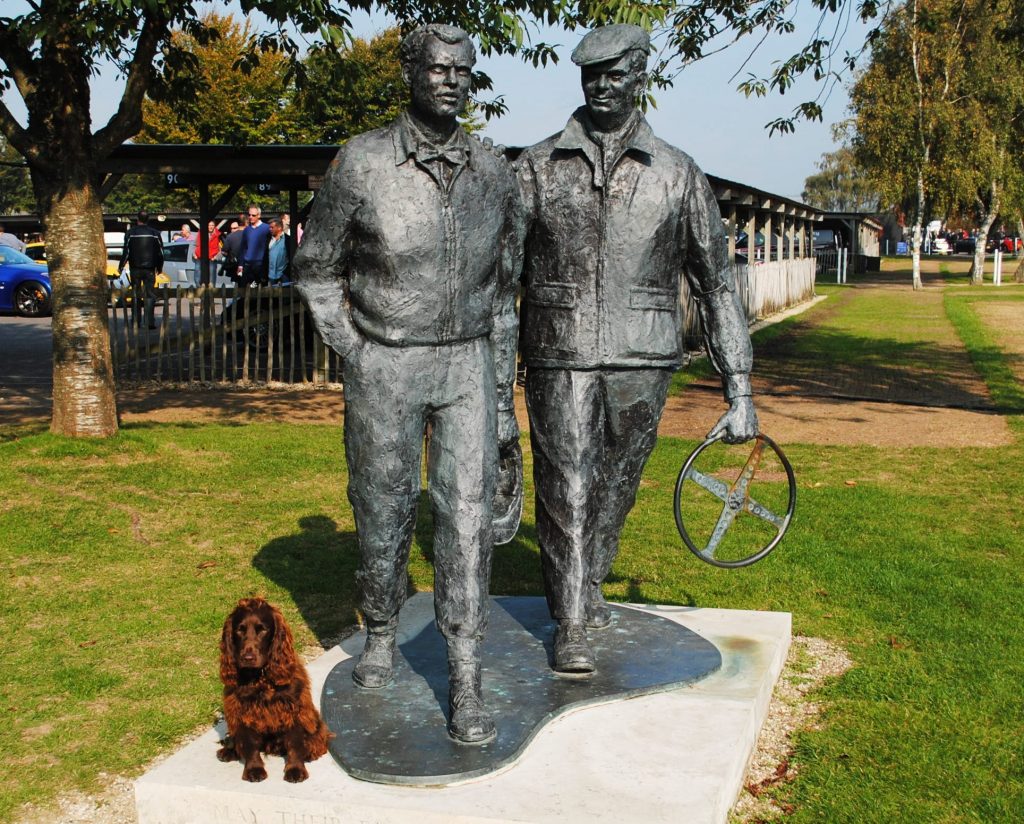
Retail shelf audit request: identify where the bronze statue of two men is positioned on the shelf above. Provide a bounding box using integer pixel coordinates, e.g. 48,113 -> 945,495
294,23 -> 759,746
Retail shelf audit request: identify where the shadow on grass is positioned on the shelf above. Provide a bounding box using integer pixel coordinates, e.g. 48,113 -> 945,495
253,514 -> 361,648
606,572 -> 699,610
0,420 -> 49,443
686,304 -> 1024,412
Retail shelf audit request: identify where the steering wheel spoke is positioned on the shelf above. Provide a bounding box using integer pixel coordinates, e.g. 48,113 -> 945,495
745,496 -> 786,529
686,467 -> 730,502
705,502 -> 739,556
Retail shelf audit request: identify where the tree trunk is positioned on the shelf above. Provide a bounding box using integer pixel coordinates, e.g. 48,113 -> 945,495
38,174 -> 119,437
911,169 -> 924,290
971,186 -> 999,285
1014,218 -> 1024,283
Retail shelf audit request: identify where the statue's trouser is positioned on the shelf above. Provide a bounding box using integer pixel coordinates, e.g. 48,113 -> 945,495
343,336 -> 498,647
526,367 -> 672,623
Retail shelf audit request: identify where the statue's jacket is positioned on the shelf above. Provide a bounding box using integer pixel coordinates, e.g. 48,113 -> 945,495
294,113 -> 522,410
515,108 -> 751,384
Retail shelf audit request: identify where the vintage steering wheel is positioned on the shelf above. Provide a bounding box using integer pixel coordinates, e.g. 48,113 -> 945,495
673,433 -> 796,568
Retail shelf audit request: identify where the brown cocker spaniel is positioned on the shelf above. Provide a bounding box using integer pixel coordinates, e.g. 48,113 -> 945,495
217,597 -> 333,782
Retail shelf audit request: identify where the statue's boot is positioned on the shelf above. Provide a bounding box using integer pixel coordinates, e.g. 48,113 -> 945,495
447,642 -> 496,745
352,619 -> 396,689
553,620 -> 596,674
585,584 -> 612,630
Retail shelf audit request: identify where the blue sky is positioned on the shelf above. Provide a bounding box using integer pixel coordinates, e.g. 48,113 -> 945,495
2,4 -> 872,201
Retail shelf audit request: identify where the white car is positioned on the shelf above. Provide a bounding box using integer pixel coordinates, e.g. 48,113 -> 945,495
162,240 -> 234,288
931,237 -> 951,255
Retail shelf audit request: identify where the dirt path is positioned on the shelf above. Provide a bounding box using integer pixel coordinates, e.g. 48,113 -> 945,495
1,283 -> 1014,447
973,300 -> 1024,382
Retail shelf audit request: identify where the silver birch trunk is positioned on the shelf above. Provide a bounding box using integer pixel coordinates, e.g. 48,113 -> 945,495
971,183 -> 999,286
912,168 -> 924,291
1015,218 -> 1024,283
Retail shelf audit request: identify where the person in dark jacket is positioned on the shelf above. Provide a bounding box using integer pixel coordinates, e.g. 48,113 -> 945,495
219,220 -> 245,283
515,24 -> 759,675
118,211 -> 164,329
294,24 -> 521,746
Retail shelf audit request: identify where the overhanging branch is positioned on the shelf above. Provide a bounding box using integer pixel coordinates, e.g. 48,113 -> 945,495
0,98 -> 50,174
93,12 -> 170,157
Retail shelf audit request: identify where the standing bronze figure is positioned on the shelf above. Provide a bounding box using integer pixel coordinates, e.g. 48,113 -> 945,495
294,24 -> 521,744
515,24 -> 759,675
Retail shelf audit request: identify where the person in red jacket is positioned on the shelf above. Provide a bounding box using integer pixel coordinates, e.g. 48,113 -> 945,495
192,220 -> 222,285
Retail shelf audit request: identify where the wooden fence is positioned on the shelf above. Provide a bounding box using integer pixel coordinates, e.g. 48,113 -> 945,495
109,263 -> 816,385
108,284 -> 343,385
680,259 -> 817,344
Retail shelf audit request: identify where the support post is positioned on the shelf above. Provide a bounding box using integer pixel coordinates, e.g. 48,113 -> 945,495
727,204 -> 737,262
198,183 -> 211,287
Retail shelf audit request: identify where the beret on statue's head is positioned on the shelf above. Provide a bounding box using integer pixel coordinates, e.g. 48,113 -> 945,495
571,24 -> 651,66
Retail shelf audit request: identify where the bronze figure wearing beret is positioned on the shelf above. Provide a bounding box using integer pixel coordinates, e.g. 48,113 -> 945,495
516,24 -> 759,675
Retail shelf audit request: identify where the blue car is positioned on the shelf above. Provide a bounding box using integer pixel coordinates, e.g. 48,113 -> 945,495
0,245 -> 51,317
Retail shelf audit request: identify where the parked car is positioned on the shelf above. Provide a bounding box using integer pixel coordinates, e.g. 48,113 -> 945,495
0,245 -> 51,317
160,240 -> 196,287
24,241 -> 46,263
25,239 -> 166,284
954,236 -> 977,254
991,236 -> 1023,254
813,228 -> 842,252
160,240 -> 235,288
734,231 -> 767,262
931,237 -> 951,255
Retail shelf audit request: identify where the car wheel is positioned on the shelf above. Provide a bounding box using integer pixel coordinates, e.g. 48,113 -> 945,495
14,281 -> 51,317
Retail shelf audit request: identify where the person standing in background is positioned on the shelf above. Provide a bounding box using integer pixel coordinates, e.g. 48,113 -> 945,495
192,220 -> 222,286
267,218 -> 290,284
0,223 -> 26,252
240,205 -> 271,286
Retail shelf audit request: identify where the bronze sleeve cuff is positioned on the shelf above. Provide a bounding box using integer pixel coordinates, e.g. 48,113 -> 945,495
724,373 -> 752,401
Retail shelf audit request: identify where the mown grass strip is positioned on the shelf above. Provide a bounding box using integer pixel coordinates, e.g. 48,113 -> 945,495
944,290 -> 1024,420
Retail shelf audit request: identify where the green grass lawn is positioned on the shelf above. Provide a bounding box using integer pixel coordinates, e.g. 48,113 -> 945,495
2,277 -> 1024,821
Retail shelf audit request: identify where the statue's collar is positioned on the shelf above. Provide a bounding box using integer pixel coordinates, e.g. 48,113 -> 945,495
554,107 -> 656,159
392,112 -> 472,168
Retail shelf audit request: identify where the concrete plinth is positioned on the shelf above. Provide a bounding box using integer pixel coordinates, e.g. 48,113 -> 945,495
135,602 -> 790,824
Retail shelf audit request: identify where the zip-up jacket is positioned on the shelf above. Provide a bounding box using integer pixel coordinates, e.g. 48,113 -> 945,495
119,224 -> 164,272
294,112 -> 523,410
515,108 -> 752,396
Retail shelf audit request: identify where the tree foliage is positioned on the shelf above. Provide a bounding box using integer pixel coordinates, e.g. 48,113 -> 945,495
106,18 -> 411,214
292,28 -> 408,144
849,0 -> 1024,285
0,134 -> 33,214
802,144 -> 880,211
140,13 -> 301,146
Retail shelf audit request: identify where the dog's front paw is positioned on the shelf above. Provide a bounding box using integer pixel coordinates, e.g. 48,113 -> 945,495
284,764 -> 309,783
216,746 -> 237,762
242,765 -> 268,783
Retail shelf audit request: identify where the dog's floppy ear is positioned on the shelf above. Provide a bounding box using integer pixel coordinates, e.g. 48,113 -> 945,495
265,602 -> 299,686
219,605 -> 240,686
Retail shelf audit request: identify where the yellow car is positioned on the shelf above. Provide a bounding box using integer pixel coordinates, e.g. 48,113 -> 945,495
24,241 -> 46,263
26,241 -> 170,304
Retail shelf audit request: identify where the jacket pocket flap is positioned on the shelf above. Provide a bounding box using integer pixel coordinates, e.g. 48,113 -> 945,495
531,283 -> 577,309
629,286 -> 676,311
